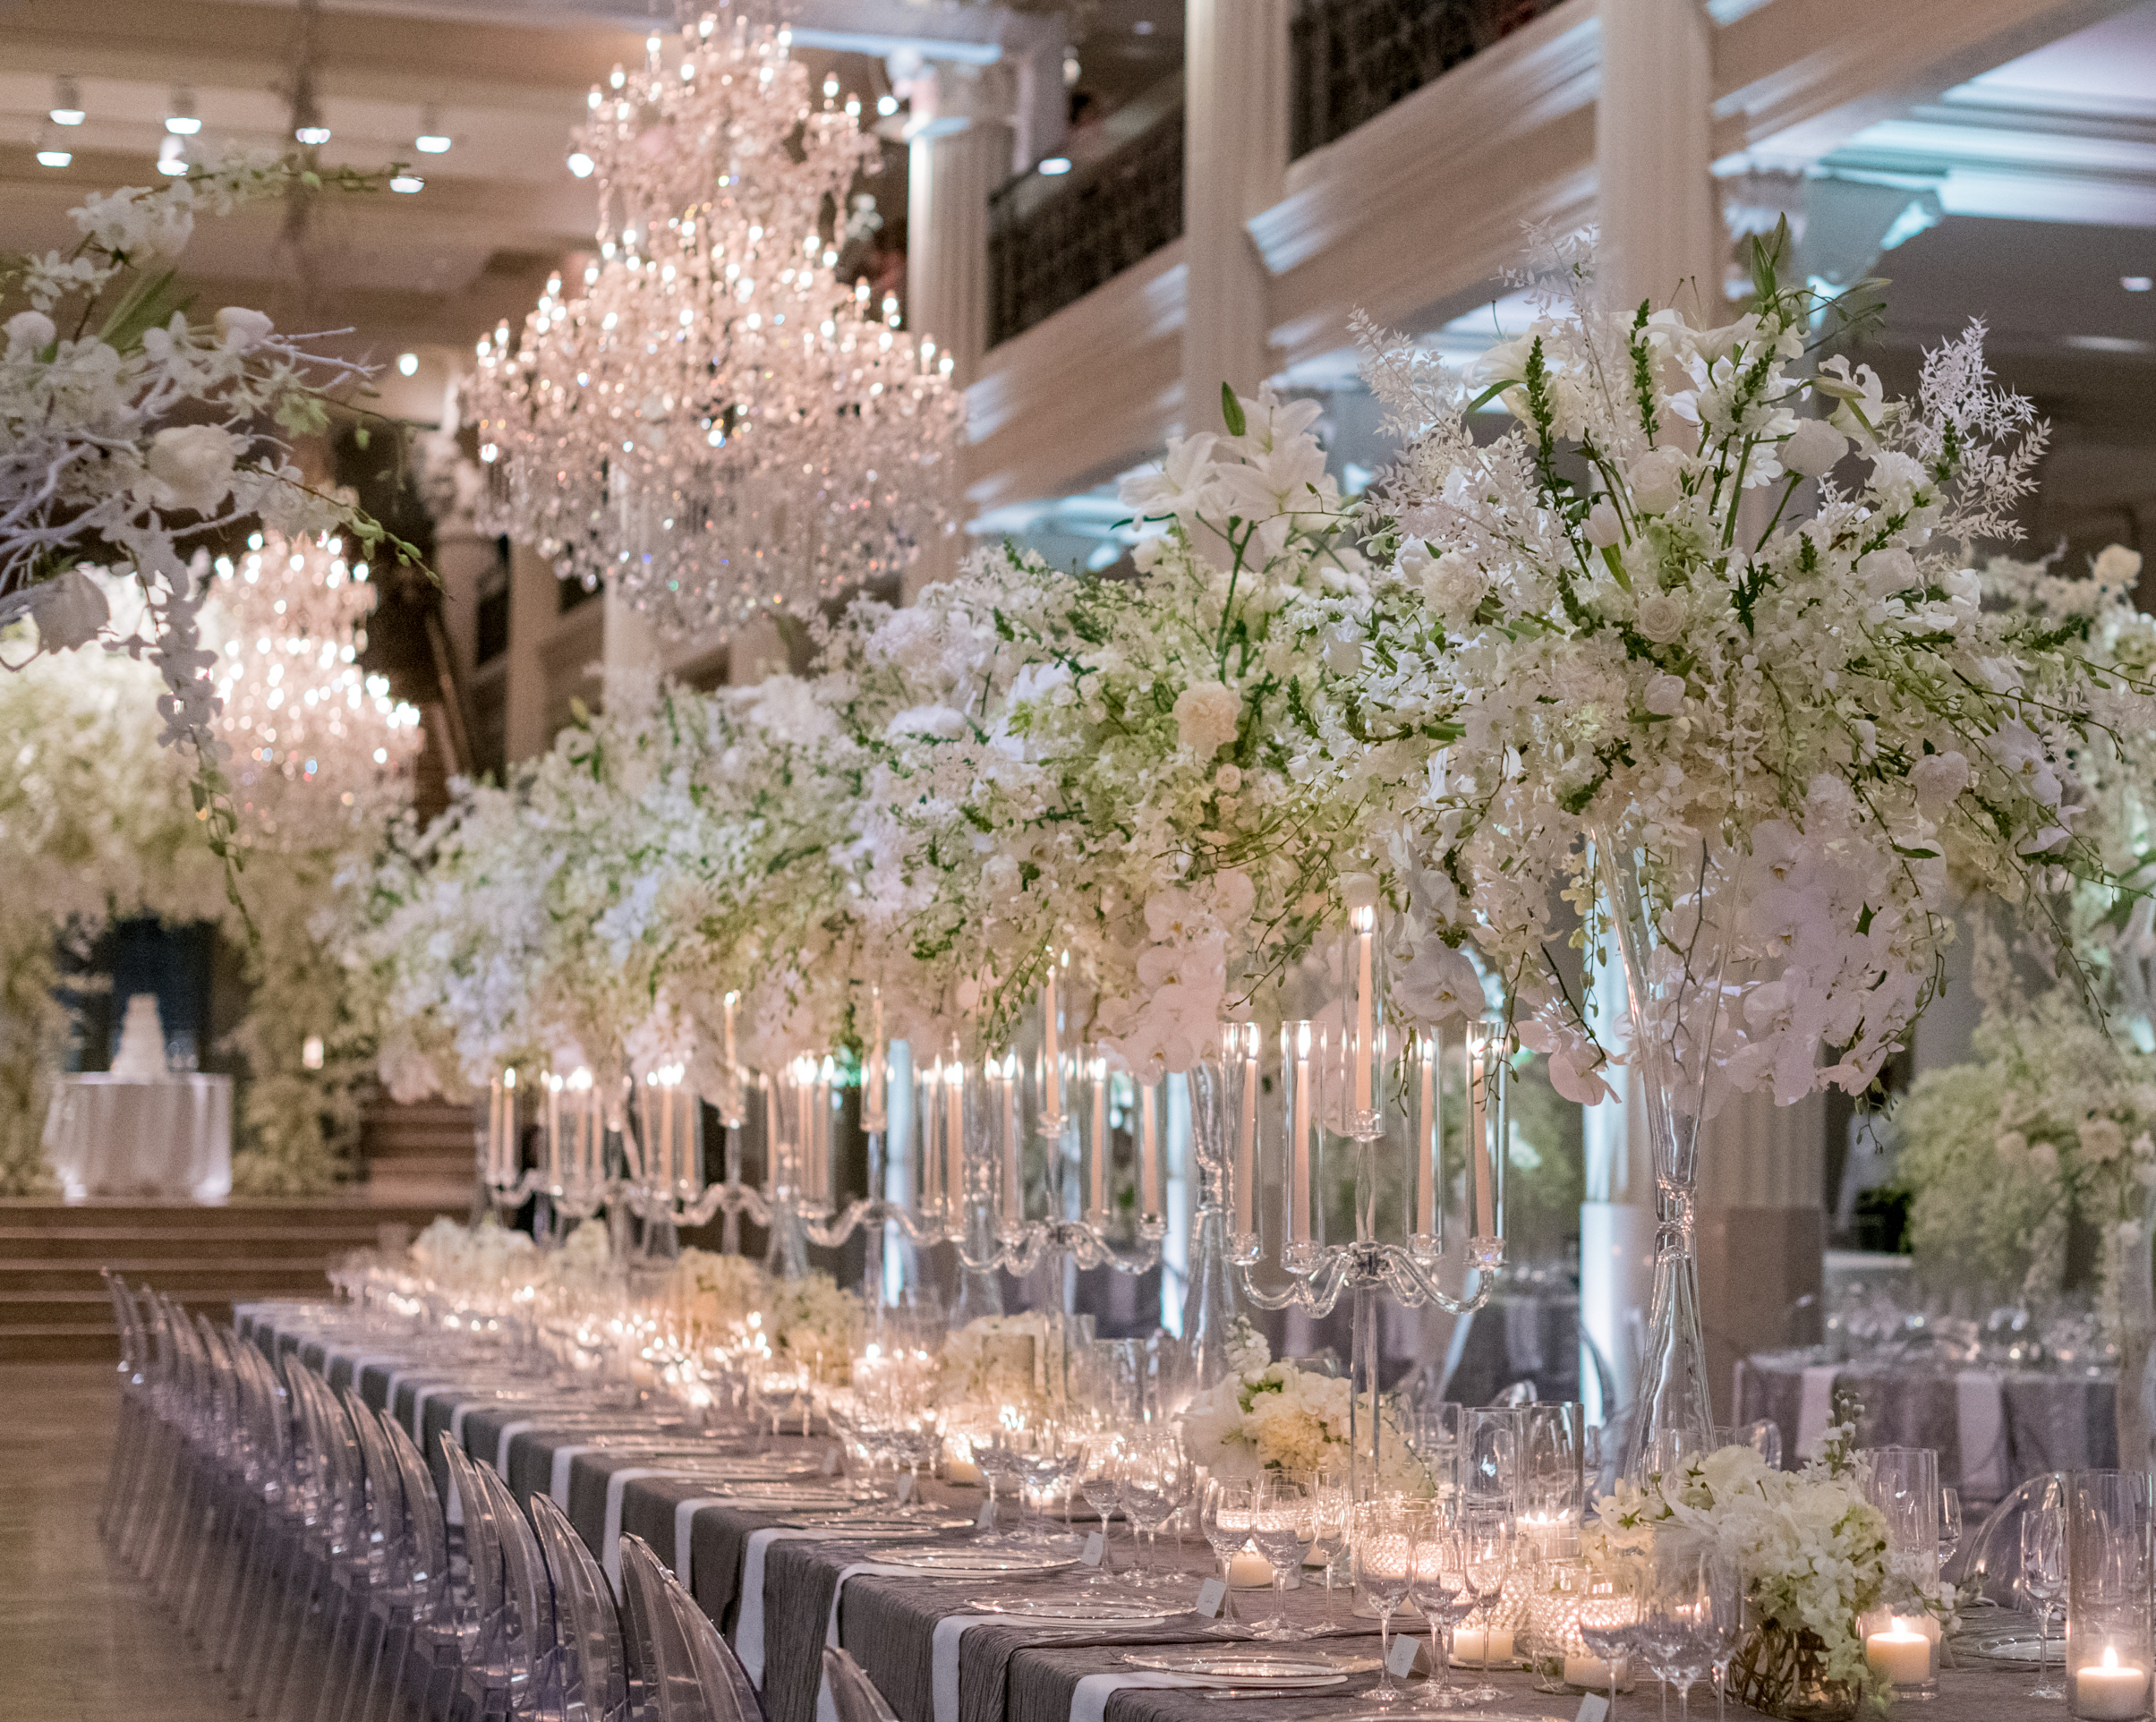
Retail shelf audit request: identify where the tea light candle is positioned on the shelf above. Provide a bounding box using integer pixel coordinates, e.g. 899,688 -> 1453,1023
944,1433 -> 983,1486
1564,1654 -> 1616,1689
1863,1623 -> 1931,1686
2076,1648 -> 2150,1720
1227,1548 -> 1273,1588
1452,1625 -> 1513,1665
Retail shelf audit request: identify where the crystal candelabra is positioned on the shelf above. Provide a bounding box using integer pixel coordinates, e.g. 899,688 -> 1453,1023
1233,880 -> 1508,1502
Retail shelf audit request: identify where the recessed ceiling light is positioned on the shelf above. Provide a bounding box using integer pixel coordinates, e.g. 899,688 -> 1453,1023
2124,276 -> 2152,293
389,174 -> 423,193
1038,156 -> 1072,176
296,124 -> 331,146
50,76 -> 84,126
36,148 -> 72,168
415,133 -> 451,154
1133,18 -> 1155,33
157,136 -> 188,175
396,352 -> 420,377
567,150 -> 594,178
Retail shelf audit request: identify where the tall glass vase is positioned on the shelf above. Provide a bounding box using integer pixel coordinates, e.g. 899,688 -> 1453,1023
2109,1182 -> 2156,1477
1594,826 -> 1728,1480
1181,1057 -> 1248,1391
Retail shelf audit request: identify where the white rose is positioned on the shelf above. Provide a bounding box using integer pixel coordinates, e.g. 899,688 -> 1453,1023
1396,539 -> 1434,583
1627,448 -> 1686,516
1641,672 -> 1686,717
1172,679 -> 1241,755
1857,548 -> 1917,599
5,311 -> 55,356
1214,763 -> 1242,794
214,307 -> 275,353
1908,751 -> 1968,819
27,567 -> 110,651
2095,543 -> 2144,587
146,423 -> 240,516
1633,592 -> 1685,644
1781,417 -> 1846,480
1584,500 -> 1623,547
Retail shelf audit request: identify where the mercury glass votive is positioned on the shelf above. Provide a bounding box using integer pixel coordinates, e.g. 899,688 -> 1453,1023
2068,1470 -> 2155,1720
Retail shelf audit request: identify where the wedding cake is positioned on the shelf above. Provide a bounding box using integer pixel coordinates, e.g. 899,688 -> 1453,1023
109,993 -> 170,1081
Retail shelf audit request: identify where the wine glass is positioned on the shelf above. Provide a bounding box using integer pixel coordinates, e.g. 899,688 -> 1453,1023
1248,1472 -> 1317,1641
976,1423 -> 1026,1539
1700,1549 -> 1743,1722
1078,1432 -> 1124,1586
1453,1505 -> 1513,1701
1308,1464 -> 1351,1615
2021,1477 -> 2067,1700
1351,1498 -> 1413,1707
1640,1538 -> 1714,1722
1578,1555 -> 1643,1720
1408,1511 -> 1472,1714
1199,1477 -> 1253,1633
1939,1485 -> 1963,1576
1117,1430 -> 1189,1591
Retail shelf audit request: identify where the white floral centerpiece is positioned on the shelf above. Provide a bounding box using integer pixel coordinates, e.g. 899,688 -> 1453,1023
1179,1323 -> 1427,1493
935,1312 -> 1059,1412
667,1247 -> 766,1340
763,1271 -> 864,1384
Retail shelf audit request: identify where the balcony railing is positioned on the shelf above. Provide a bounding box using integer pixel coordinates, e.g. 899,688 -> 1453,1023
986,105 -> 1184,349
1291,0 -> 1564,158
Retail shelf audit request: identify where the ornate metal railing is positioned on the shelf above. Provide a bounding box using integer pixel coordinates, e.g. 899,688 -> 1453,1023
1291,0 -> 1565,158
986,105 -> 1184,349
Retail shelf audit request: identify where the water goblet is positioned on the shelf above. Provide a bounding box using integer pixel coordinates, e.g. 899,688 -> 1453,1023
1408,1512 -> 1474,1714
1351,1498 -> 1413,1706
1198,1477 -> 1254,1633
1079,1433 -> 1124,1586
1248,1472 -> 1317,1641
1578,1555 -> 1643,1720
2021,1475 -> 2067,1700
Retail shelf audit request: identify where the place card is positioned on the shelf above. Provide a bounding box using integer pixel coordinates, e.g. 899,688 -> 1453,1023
1081,1531 -> 1105,1568
1574,1696 -> 1610,1722
976,1499 -> 997,1532
1195,1577 -> 1227,1619
1385,1634 -> 1420,1678
895,1473 -> 915,1505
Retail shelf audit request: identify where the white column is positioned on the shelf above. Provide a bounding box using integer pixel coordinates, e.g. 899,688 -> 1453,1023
908,123 -> 1003,389
1595,0 -> 1718,320
1181,0 -> 1290,422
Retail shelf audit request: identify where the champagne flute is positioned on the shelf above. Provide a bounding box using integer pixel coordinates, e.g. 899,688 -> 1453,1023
1453,1505 -> 1512,1702
1351,1498 -> 1413,1707
1701,1549 -> 1743,1722
1308,1464 -> 1351,1615
1248,1472 -> 1317,1641
1939,1485 -> 1963,1576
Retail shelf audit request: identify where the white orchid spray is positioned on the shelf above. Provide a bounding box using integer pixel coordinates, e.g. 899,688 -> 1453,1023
1306,227 -> 2156,1112
1,156 -> 429,889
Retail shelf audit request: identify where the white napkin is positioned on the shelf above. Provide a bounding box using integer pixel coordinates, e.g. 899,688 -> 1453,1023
1069,1671 -> 1204,1722
601,1469 -> 703,1595
814,1564 -> 940,1722
673,1496 -> 732,1591
734,1528 -> 824,1682
1956,1370 -> 2009,1501
550,1445 -> 601,1505
931,1615 -> 1002,1722
1795,1364 -> 1840,1459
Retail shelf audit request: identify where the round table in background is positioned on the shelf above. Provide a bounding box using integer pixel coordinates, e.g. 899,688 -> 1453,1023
42,1073 -> 233,1201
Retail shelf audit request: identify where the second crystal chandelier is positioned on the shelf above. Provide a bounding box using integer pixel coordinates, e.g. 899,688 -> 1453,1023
469,11 -> 964,637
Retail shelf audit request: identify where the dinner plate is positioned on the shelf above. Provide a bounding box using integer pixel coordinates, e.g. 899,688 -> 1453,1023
963,1598 -> 1165,1624
1121,1653 -> 1344,1681
862,1547 -> 1078,1575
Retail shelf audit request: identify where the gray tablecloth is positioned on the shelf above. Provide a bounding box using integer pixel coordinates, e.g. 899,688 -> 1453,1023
235,1305 -> 2084,1722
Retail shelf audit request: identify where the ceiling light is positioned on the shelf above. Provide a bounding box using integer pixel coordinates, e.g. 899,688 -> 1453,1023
876,94 -> 898,117
166,89 -> 200,134
1037,156 -> 1071,176
389,174 -> 423,193
396,352 -> 419,377
36,147 -> 72,168
157,136 -> 188,175
566,150 -> 594,178
415,104 -> 449,153
295,124 -> 331,146
50,76 -> 84,126
2125,276 -> 2152,293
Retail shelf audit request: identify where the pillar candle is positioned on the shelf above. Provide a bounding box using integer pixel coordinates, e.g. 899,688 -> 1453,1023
1138,1080 -> 1160,1218
1087,1053 -> 1107,1215
1288,1022 -> 1313,1246
1863,1626 -> 1931,1687
2075,1649 -> 2149,1719
1233,1025 -> 1257,1238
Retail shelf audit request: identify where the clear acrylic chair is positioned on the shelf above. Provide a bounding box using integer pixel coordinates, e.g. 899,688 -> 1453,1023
365,1408 -> 458,1722
528,1492 -> 630,1722
618,1533 -> 764,1722
821,1649 -> 899,1722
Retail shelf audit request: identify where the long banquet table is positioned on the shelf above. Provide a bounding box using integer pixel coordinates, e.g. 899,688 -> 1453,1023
234,1300 -> 2067,1722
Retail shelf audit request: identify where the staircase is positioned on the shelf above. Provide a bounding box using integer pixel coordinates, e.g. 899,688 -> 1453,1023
0,1197 -> 466,1362
361,1097 -> 480,1206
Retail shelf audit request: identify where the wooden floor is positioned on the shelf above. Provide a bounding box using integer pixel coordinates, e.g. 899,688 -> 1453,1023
3,1363 -> 242,1720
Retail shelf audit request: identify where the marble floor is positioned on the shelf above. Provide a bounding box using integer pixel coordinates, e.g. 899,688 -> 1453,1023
3,1363 -> 242,1721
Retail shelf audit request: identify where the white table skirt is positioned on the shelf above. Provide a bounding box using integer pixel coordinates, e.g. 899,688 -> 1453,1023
43,1073 -> 233,1200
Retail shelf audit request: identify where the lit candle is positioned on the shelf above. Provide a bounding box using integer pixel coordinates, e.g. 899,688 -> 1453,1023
1863,1623 -> 1932,1687
1452,1625 -> 1513,1665
2075,1648 -> 2150,1719
942,1059 -> 964,1215
1087,1052 -> 1107,1215
817,1055 -> 839,1203
1416,1034 -> 1436,1240
1138,1079 -> 1160,1218
1350,899 -> 1376,1130
1288,1021 -> 1313,1246
721,990 -> 743,1129
1000,1053 -> 1023,1224
660,1074 -> 677,1192
1564,1654 -> 1617,1689
1226,1547 -> 1272,1588
1042,959 -> 1063,1130
1233,1024 -> 1257,1239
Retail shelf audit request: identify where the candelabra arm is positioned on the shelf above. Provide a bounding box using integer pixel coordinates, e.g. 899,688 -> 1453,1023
1378,1240 -> 1504,1315
803,1197 -> 873,1249
1235,1252 -> 1351,1317
887,1204 -> 950,1247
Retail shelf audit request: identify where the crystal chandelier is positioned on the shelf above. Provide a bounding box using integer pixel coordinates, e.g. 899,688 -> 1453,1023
206,529 -> 424,845
469,13 -> 964,638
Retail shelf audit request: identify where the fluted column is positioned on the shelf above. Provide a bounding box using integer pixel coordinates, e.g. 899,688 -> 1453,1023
908,122 -> 1004,389
1595,0 -> 1718,319
1182,0 -> 1290,421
